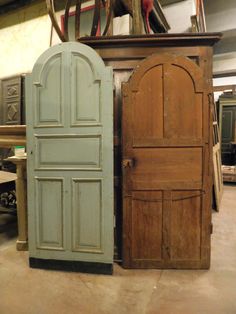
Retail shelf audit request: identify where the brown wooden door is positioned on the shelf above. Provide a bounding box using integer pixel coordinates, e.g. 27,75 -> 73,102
122,54 -> 212,269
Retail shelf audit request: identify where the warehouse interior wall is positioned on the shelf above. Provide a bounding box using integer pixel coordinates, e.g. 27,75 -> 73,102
0,0 -> 236,77
204,0 -> 236,75
0,0 -> 98,78
0,1 -> 52,78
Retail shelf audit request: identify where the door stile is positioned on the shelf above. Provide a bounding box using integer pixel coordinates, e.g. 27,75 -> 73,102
122,83 -> 132,268
200,91 -> 212,268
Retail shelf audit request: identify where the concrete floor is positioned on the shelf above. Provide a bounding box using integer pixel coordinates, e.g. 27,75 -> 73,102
0,185 -> 235,314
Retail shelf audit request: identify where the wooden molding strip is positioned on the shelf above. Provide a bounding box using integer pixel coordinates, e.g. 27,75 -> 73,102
213,85 -> 236,92
0,125 -> 26,147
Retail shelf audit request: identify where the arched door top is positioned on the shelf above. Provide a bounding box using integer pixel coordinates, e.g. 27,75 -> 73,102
32,42 -> 107,83
125,53 -> 205,94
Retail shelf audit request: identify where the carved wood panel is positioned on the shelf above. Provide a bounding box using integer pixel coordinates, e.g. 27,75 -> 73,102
1,75 -> 25,125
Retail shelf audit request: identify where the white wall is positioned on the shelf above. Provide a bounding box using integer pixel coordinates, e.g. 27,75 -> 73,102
0,2 -> 52,78
163,0 -> 196,33
213,76 -> 236,101
0,1 -> 94,78
204,0 -> 236,76
213,52 -> 236,76
204,0 -> 236,32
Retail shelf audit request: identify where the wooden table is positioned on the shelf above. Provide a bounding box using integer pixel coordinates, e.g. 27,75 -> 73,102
0,126 -> 27,251
6,156 -> 27,251
0,170 -> 17,193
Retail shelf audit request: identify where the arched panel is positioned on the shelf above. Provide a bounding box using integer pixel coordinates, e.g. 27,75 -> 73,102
128,53 -> 204,93
35,53 -> 63,127
71,53 -> 100,126
164,64 -> 203,139
126,53 -> 205,142
133,65 -> 163,140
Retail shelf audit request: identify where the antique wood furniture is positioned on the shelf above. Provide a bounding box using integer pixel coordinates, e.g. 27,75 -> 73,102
222,165 -> 236,183
212,97 -> 223,211
48,0 -> 169,41
231,142 -> 236,165
0,125 -> 27,251
0,171 -> 16,194
6,156 -> 27,250
0,125 -> 26,147
0,75 -> 25,125
122,52 -> 211,269
26,42 -> 114,274
46,0 -> 113,41
0,170 -> 16,212
218,96 -> 236,165
81,33 -> 221,268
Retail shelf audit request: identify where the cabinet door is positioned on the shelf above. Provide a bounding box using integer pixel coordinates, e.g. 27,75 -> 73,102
1,76 -> 22,125
26,42 -> 113,274
122,53 -> 211,269
221,105 -> 236,165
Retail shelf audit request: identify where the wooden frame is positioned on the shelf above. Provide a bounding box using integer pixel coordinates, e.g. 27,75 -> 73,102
0,125 -> 26,147
213,85 -> 236,93
191,0 -> 206,33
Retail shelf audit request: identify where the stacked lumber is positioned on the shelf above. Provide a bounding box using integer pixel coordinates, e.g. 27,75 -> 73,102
222,165 -> 236,182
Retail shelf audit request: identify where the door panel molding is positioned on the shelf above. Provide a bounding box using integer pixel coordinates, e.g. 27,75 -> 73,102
71,178 -> 103,254
35,177 -> 65,251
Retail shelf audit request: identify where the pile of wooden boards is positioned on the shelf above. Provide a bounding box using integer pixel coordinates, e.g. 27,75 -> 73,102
222,165 -> 236,183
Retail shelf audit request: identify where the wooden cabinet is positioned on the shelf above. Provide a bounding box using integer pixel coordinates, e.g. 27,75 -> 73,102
0,75 -> 25,125
82,33 -> 220,268
218,96 -> 236,165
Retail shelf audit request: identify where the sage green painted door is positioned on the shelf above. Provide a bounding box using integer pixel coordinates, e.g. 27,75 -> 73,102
26,42 -> 113,270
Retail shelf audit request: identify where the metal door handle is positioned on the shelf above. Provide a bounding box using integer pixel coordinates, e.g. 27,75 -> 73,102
122,158 -> 135,168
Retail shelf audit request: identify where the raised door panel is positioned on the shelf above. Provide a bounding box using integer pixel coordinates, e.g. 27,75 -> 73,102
35,54 -> 63,127
71,53 -> 100,126
164,65 -> 203,139
131,147 -> 202,190
35,178 -> 64,250
131,192 -> 163,266
35,135 -> 101,170
72,179 -> 102,253
169,191 -> 202,263
133,65 -> 164,140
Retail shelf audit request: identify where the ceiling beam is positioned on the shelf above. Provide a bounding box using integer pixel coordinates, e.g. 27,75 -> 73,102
0,0 -> 39,15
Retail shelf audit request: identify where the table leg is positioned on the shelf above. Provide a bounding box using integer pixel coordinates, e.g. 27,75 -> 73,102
15,162 -> 28,251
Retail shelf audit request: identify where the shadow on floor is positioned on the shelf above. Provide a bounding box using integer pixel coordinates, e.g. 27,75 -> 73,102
0,211 -> 18,246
